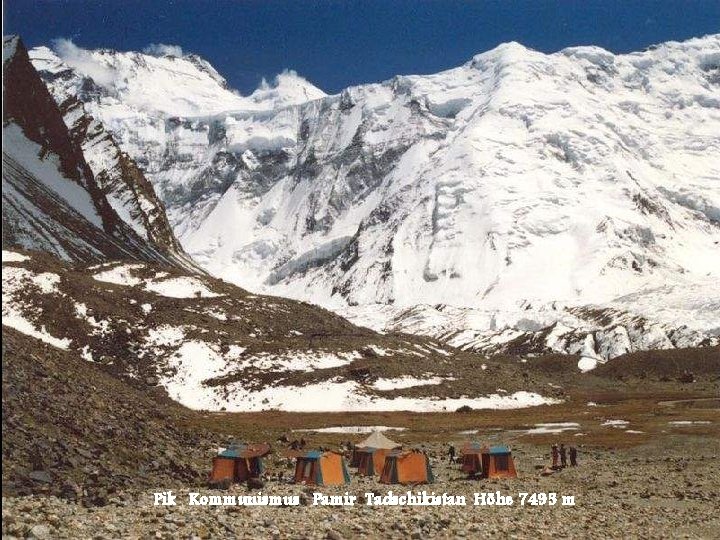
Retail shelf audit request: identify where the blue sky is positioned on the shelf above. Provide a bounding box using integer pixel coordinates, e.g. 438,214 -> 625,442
5,0 -> 719,94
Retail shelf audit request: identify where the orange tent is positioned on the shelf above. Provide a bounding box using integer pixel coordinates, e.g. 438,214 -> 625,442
293,451 -> 351,486
380,451 -> 434,484
461,443 -> 517,479
356,447 -> 389,476
209,443 -> 271,483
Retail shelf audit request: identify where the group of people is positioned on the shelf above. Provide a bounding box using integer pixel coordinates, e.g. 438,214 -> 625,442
551,443 -> 578,468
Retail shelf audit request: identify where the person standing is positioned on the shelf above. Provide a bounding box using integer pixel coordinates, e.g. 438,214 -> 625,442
448,444 -> 456,463
569,445 -> 578,466
560,444 -> 567,468
551,444 -> 559,468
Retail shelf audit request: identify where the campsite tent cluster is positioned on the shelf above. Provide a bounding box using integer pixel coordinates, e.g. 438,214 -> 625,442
210,432 -> 517,487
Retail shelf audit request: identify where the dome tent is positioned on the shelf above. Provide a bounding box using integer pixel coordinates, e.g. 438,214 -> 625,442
380,450 -> 434,485
293,451 -> 351,486
209,442 -> 271,484
461,442 -> 517,479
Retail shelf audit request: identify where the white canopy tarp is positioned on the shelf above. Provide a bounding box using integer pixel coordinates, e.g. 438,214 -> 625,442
357,430 -> 400,449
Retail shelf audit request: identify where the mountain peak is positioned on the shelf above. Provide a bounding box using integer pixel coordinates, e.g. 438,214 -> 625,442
250,69 -> 327,108
470,40 -> 531,63
9,31 -> 720,368
30,41 -> 326,115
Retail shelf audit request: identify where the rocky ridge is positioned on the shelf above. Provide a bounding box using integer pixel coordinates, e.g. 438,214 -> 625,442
3,36 -> 191,268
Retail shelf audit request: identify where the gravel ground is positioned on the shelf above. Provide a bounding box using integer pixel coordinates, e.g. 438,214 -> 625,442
3,439 -> 719,539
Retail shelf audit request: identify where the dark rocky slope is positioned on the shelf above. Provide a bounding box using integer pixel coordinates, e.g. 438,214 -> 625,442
1,327 -> 215,505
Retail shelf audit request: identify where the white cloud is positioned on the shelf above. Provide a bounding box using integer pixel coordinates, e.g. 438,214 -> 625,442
143,43 -> 185,57
255,70 -> 306,93
51,38 -> 116,87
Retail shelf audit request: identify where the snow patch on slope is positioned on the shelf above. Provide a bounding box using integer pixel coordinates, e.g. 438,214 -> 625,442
373,376 -> 445,391
93,263 -> 145,286
93,263 -> 223,298
2,265 -> 71,349
166,375 -> 559,412
144,276 -> 222,298
3,124 -> 103,228
2,250 -> 30,263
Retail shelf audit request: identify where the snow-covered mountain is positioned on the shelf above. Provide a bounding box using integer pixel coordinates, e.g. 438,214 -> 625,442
30,36 -> 720,362
30,44 -> 327,243
2,36 -> 189,266
5,35 -> 569,413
